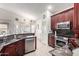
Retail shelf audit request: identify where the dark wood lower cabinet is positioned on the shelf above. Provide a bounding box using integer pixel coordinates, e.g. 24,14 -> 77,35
68,38 -> 79,50
1,43 -> 16,56
15,39 -> 25,56
35,37 -> 37,50
48,34 -> 55,48
0,39 -> 25,56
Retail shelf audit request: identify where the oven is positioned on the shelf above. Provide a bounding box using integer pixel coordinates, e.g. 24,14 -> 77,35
55,21 -> 72,47
55,36 -> 68,47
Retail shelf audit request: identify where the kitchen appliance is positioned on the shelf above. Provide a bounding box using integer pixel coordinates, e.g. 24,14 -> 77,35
56,21 -> 71,29
55,36 -> 68,47
55,21 -> 71,47
25,36 -> 36,53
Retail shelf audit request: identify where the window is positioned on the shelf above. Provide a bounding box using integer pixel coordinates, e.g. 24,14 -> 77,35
0,24 -> 8,35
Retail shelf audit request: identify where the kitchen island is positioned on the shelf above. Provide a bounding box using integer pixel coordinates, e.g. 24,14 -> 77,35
0,33 -> 36,56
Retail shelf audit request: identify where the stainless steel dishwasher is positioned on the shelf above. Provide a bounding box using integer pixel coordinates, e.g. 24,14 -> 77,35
25,36 -> 36,53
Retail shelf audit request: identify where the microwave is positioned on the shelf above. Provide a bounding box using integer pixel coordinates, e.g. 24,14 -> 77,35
56,21 -> 70,29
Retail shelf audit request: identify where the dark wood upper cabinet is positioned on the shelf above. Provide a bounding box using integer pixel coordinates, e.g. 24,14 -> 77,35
51,15 -> 58,30
59,13 -> 65,22
73,3 -> 79,33
51,16 -> 55,30
65,9 -> 74,22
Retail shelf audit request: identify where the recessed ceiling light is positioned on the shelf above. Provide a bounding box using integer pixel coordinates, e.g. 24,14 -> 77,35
47,5 -> 52,10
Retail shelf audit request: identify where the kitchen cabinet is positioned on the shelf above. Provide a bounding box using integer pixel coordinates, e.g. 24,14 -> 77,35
73,3 -> 79,33
15,39 -> 25,56
64,9 -> 73,22
66,9 -> 74,22
1,43 -> 16,56
65,9 -> 74,30
59,13 -> 65,22
35,37 -> 37,49
51,16 -> 55,30
48,34 -> 55,48
51,16 -> 58,30
68,38 -> 79,50
0,39 -> 25,56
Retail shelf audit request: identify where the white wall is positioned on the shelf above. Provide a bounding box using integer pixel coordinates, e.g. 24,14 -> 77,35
41,11 -> 52,45
35,18 -> 42,41
36,10 -> 52,46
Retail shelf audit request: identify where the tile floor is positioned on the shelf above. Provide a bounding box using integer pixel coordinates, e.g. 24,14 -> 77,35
24,39 -> 54,56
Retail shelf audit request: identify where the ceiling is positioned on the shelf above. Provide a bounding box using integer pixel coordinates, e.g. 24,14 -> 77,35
0,3 -> 73,20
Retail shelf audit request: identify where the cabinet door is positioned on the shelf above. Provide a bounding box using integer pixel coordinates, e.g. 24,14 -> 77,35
51,15 -> 58,30
48,35 -> 52,46
58,14 -> 62,22
51,35 -> 55,48
69,38 -> 79,49
72,3 -> 79,34
54,16 -> 58,29
74,3 -> 79,30
3,44 -> 16,56
15,40 -> 25,56
48,34 -> 55,48
59,13 -> 65,22
68,9 -> 73,22
51,16 -> 54,30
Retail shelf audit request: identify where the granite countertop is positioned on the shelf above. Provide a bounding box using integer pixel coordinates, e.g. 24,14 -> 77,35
49,47 -> 73,56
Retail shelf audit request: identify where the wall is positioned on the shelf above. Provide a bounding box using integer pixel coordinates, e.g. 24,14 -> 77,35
36,10 -> 52,46
41,11 -> 52,45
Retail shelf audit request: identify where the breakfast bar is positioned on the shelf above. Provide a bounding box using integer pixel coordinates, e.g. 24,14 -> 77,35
0,33 -> 36,56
